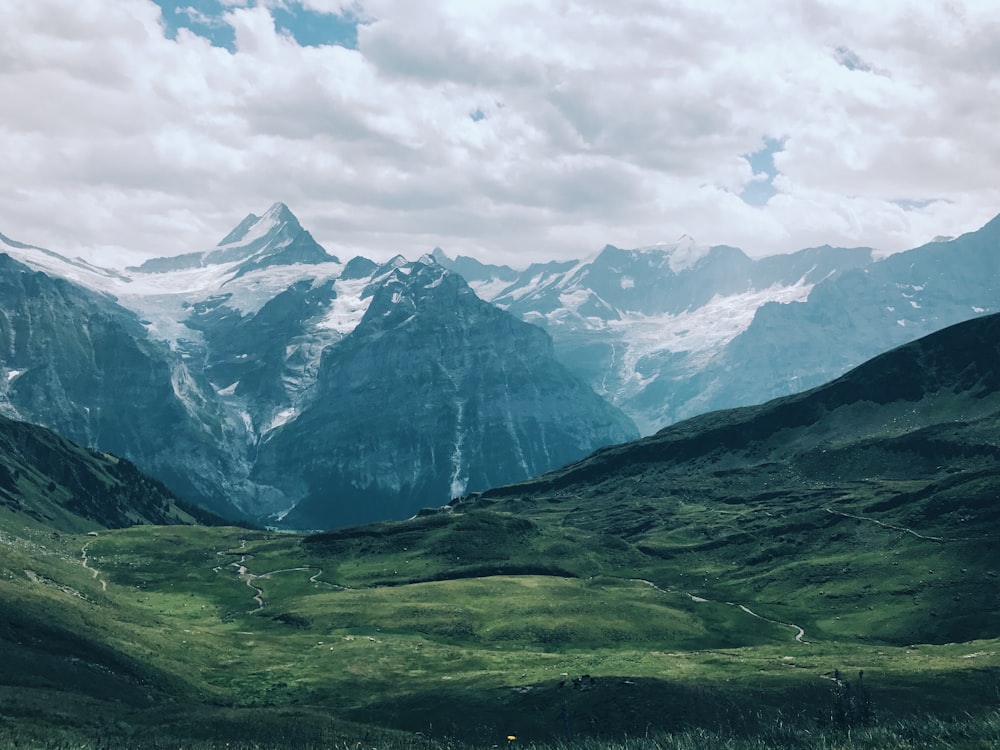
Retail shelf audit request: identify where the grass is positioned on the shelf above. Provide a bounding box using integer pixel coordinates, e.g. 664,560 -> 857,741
2,497 -> 999,747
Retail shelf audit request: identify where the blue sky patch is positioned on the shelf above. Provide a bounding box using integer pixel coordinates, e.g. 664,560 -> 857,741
151,1 -> 364,52
741,136 -> 784,206
154,1 -> 237,51
271,4 -> 363,49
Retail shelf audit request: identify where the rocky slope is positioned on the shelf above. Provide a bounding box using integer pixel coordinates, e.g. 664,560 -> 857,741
436,239 -> 875,433
476,310 -> 1000,501
0,255 -> 250,519
254,262 -> 638,528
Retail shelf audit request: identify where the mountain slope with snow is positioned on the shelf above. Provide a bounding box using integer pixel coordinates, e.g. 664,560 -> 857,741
445,239 -> 873,433
0,207 -> 638,526
254,261 -> 638,528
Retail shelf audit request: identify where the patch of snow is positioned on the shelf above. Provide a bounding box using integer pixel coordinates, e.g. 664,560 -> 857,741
558,289 -> 595,314
267,407 -> 298,431
973,306 -> 985,313
897,319 -> 906,327
505,273 -> 549,302
6,370 -> 22,382
620,276 -> 635,290
666,236 -> 709,273
216,381 -> 239,396
215,205 -> 282,251
637,235 -> 709,273
552,260 -> 591,291
909,300 -> 921,309
317,276 -> 373,335
607,280 -> 815,376
466,277 -> 515,302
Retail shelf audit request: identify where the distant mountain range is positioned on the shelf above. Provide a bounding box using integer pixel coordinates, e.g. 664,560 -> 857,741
434,219 -> 998,433
0,203 -> 997,527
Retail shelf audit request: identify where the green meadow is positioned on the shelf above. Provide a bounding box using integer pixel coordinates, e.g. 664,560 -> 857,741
2,477 -> 998,748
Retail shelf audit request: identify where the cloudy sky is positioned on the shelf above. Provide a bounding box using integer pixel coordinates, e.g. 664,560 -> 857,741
2,0 -> 1000,268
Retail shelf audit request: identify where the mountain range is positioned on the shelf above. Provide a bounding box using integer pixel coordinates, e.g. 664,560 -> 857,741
0,203 -> 997,526
434,219 -> 998,433
0,204 -> 636,527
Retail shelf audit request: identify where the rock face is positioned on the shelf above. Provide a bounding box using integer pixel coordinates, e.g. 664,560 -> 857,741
254,262 -> 638,528
702,216 -> 1000,412
0,256 -> 249,519
0,206 -> 638,528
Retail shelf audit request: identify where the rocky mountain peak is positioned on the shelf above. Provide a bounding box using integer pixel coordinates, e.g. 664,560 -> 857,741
217,202 -> 298,244
361,262 -> 478,334
132,203 -> 338,275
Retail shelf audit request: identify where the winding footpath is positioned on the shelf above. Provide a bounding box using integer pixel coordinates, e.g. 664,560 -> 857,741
217,541 -> 348,613
823,508 -> 980,542
80,541 -> 107,592
232,555 -> 266,612
632,578 -> 807,643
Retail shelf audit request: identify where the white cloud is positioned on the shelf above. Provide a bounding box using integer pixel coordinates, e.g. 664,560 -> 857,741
1,0 -> 999,269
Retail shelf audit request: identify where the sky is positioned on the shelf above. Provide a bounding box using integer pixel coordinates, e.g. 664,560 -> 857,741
2,0 -> 1000,268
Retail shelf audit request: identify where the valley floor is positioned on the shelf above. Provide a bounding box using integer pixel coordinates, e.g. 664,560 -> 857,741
2,506 -> 999,749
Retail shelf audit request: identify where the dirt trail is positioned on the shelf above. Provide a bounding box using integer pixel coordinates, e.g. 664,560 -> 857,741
823,508 -> 979,542
231,555 -> 266,612
217,541 -> 351,613
256,567 -> 347,589
80,541 -> 107,592
734,603 -> 806,642
632,578 -> 807,643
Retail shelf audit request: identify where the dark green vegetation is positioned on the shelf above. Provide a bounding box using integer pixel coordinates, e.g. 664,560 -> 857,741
1,314 -> 999,748
0,412 -> 214,531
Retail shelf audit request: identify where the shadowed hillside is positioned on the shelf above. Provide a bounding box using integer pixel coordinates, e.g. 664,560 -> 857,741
0,413 -> 220,531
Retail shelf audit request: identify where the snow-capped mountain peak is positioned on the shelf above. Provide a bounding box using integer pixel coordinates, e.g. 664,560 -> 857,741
130,202 -> 337,276
217,202 -> 295,246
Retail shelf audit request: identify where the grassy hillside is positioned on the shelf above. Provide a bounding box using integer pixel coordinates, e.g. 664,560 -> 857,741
1,315 -> 999,747
0,412 -> 219,531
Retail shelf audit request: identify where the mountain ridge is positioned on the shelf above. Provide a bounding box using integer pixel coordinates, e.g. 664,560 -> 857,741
0,208 -> 638,527
1,204 -> 997,527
